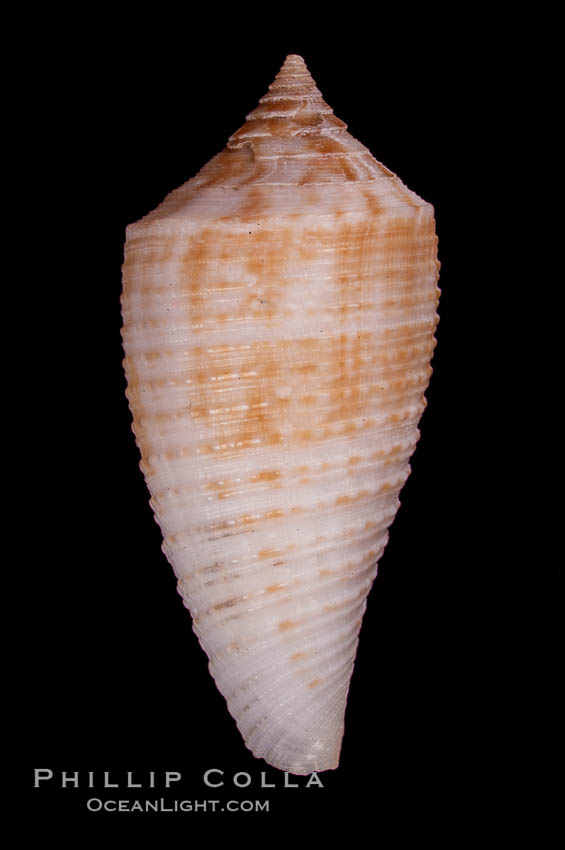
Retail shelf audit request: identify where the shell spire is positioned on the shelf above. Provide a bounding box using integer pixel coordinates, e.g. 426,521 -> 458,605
228,54 -> 347,145
130,54 -> 427,230
121,54 -> 440,774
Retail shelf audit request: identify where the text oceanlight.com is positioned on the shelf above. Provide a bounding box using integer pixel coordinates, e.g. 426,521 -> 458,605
86,798 -> 269,813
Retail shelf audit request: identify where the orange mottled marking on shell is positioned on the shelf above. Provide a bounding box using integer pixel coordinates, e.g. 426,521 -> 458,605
265,509 -> 285,520
205,480 -> 233,491
259,548 -> 281,560
241,514 -> 259,525
214,597 -> 243,612
250,470 -> 281,483
123,208 -> 438,491
335,494 -> 353,506
279,620 -> 297,631
204,508 -> 287,534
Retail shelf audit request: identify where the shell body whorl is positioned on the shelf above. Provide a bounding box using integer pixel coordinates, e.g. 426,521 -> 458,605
121,55 -> 440,774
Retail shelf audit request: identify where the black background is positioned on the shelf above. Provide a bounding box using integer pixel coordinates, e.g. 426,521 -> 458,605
13,15 -> 557,838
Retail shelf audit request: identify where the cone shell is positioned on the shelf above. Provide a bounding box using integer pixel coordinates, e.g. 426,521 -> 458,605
121,55 -> 440,774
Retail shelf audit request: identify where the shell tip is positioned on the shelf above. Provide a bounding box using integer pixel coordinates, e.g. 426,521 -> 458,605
278,53 -> 310,75
268,53 -> 322,102
282,53 -> 307,65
